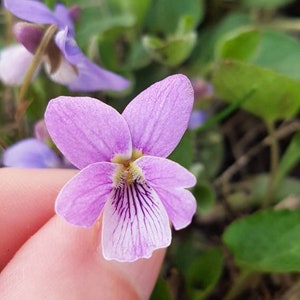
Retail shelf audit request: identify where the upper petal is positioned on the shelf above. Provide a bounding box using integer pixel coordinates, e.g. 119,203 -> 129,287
55,162 -> 117,227
4,0 -> 59,25
102,181 -> 171,262
2,138 -> 60,168
135,156 -> 196,188
45,96 -> 132,169
122,74 -> 194,157
155,187 -> 197,230
0,44 -> 37,85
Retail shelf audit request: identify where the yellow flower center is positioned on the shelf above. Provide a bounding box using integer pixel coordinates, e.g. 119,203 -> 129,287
112,149 -> 143,187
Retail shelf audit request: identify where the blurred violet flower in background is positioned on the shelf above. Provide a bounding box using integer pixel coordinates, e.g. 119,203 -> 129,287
2,138 -> 61,168
2,119 -> 71,168
188,78 -> 215,129
188,110 -> 207,129
45,74 -> 197,262
0,0 -> 130,92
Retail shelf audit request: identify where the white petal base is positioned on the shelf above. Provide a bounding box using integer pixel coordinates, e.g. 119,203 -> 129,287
102,181 -> 171,262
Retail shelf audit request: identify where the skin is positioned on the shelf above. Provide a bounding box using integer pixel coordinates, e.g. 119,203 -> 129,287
0,168 -> 165,299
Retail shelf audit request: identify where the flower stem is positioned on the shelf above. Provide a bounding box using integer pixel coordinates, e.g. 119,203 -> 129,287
16,24 -> 57,137
224,270 -> 255,300
263,120 -> 279,208
18,24 -> 58,104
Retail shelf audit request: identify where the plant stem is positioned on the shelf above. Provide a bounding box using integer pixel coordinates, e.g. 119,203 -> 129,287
224,270 -> 254,300
18,24 -> 57,104
16,24 -> 57,137
263,120 -> 279,208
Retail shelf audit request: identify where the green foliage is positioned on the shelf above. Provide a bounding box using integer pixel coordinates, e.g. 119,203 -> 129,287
143,32 -> 197,67
194,180 -> 216,214
242,0 -> 294,8
217,28 -> 300,80
144,0 -> 204,35
169,131 -> 194,169
186,248 -> 224,299
276,132 -> 300,183
150,276 -> 172,300
223,210 -> 300,272
212,60 -> 300,121
227,174 -> 300,209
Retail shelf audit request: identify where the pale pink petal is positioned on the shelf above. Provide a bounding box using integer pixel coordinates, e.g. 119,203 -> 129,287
102,181 -> 171,262
155,187 -> 197,230
135,156 -> 196,188
45,96 -> 132,169
122,74 -> 194,157
55,162 -> 117,227
0,44 -> 38,85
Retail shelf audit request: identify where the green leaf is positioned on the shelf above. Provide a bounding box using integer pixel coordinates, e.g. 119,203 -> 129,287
189,12 -> 251,75
216,27 -> 261,61
187,248 -> 224,299
142,32 -> 197,67
223,210 -> 300,272
76,7 -> 134,46
145,0 -> 204,34
125,40 -> 152,70
276,132 -> 300,183
212,60 -> 300,121
150,276 -> 172,300
217,28 -> 300,81
242,0 -> 294,8
169,131 -> 194,168
193,181 -> 216,214
108,0 -> 151,26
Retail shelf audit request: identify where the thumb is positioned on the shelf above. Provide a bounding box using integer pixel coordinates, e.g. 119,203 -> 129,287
0,215 -> 165,299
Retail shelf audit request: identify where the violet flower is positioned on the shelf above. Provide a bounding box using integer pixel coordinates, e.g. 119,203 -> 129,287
2,138 -> 61,168
1,119 -> 71,168
45,74 -> 197,262
188,109 -> 207,129
1,0 -> 130,92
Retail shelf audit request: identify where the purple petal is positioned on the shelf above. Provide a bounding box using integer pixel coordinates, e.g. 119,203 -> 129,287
53,4 -> 75,34
56,162 -> 116,227
54,29 -> 130,92
135,156 -> 196,188
102,181 -> 171,262
45,96 -> 132,169
155,187 -> 196,230
4,0 -> 59,26
0,44 -> 37,85
122,74 -> 194,157
54,28 -> 83,64
2,138 -> 60,168
68,59 -> 131,92
188,110 -> 207,129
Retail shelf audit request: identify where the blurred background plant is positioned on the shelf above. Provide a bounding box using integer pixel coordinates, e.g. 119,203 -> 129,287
2,0 -> 300,299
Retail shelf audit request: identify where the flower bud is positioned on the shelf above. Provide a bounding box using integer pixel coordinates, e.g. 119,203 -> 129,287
13,22 -> 44,54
